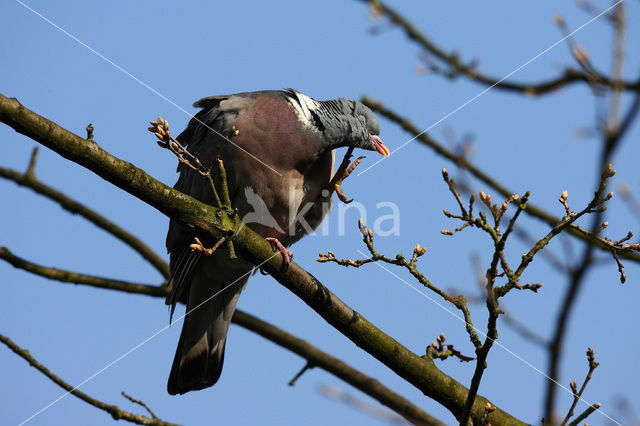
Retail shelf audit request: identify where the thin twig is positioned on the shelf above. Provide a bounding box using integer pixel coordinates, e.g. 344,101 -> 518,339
425,334 -> 474,363
148,117 -> 221,206
560,347 -> 600,426
121,392 -> 158,420
214,158 -> 237,259
566,403 -> 601,426
215,157 -> 232,207
288,362 -> 314,386
320,219 -> 483,350
149,118 -> 237,258
189,236 -> 226,256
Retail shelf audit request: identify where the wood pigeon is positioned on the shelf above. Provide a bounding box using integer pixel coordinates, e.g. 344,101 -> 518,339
166,89 -> 388,395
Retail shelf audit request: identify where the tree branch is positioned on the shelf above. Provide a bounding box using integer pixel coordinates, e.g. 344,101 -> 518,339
363,0 -> 639,96
0,155 -> 442,425
361,96 -> 640,264
544,30 -> 638,420
565,403 -> 601,426
0,333 -> 179,426
0,247 -> 165,297
0,150 -> 170,279
560,348 -> 599,426
0,94 -> 525,424
121,392 -> 158,420
1,250 -> 444,426
233,311 -> 445,426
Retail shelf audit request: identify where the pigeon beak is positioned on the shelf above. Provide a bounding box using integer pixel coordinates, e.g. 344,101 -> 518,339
371,135 -> 390,156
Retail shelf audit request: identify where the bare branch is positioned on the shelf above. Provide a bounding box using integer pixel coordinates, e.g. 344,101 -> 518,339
319,383 -> 412,426
149,118 -> 237,258
121,392 -> 158,420
566,402 -> 601,426
560,347 -> 600,426
545,58 -> 640,426
0,246 -> 165,297
0,334 -> 179,426
361,96 -> 640,264
425,334 -> 474,363
361,0 -> 639,95
0,240 -> 443,425
0,154 -> 170,278
2,248 -> 445,426
189,236 -> 226,256
288,362 -> 314,387
321,219 -> 483,350
481,402 -> 497,426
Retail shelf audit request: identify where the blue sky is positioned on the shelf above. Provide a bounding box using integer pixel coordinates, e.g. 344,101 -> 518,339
1,1 -> 639,425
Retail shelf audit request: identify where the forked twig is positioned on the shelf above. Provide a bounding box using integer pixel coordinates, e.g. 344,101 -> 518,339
148,117 -> 236,258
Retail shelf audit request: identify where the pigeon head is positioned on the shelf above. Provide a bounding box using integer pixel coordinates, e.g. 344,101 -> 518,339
287,90 -> 389,156
350,99 -> 389,156
317,97 -> 389,156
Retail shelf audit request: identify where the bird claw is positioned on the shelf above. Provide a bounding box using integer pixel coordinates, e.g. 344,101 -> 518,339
265,237 -> 293,268
328,147 -> 365,204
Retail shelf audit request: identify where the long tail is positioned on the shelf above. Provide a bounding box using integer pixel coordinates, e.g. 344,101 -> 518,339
167,270 -> 248,395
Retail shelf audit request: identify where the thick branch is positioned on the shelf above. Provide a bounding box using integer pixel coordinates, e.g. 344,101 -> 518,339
0,94 -> 525,424
2,249 -> 443,426
0,154 -> 170,279
0,334 -> 178,426
232,311 -> 445,426
0,95 -> 236,245
362,96 -> 640,264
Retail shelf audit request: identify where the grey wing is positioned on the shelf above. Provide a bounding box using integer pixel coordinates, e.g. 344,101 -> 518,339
165,90 -> 302,312
165,97 -> 239,314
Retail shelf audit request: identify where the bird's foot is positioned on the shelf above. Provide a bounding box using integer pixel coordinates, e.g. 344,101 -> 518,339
265,237 -> 293,267
328,147 -> 365,204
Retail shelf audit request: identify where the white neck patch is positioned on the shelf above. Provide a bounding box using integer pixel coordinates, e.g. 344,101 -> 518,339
288,90 -> 319,124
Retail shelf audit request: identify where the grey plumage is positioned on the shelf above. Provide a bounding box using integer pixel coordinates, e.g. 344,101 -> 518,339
315,97 -> 381,149
166,89 -> 384,395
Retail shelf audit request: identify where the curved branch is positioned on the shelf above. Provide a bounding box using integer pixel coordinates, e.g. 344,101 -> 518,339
363,0 -> 640,95
0,152 -> 170,279
361,96 -> 640,264
544,63 -> 640,422
1,248 -> 444,426
232,311 -> 445,426
0,334 -> 179,426
0,94 -> 524,424
0,247 -> 164,297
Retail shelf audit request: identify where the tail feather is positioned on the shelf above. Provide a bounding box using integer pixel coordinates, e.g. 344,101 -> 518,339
167,319 -> 227,394
167,267 -> 248,395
